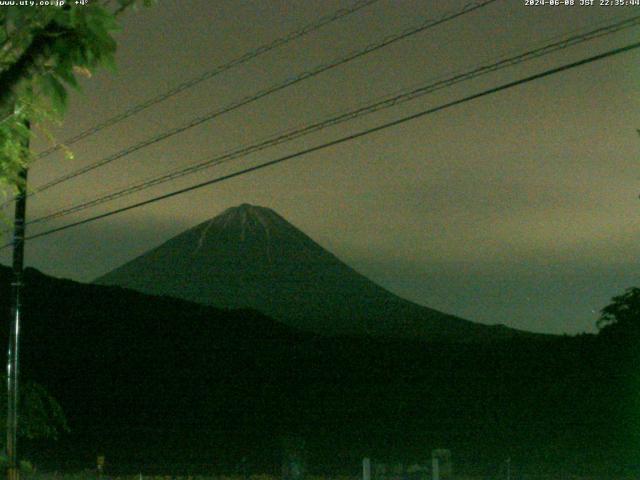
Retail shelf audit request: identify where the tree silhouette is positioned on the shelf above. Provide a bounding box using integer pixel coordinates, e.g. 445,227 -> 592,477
597,287 -> 640,337
0,376 -> 67,441
0,1 -> 154,193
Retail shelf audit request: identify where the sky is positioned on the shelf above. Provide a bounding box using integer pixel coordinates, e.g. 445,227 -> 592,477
1,0 -> 639,335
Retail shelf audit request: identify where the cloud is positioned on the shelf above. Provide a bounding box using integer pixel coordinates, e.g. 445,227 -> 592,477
0,213 -> 193,283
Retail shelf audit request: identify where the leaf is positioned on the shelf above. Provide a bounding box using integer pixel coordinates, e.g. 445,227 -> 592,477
39,74 -> 67,114
5,7 -> 21,30
57,66 -> 81,91
71,65 -> 92,79
52,7 -> 72,28
48,75 -> 67,113
69,5 -> 81,28
12,121 -> 30,141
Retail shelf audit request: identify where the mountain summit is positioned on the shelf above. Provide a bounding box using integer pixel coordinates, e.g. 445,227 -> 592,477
96,204 -> 523,341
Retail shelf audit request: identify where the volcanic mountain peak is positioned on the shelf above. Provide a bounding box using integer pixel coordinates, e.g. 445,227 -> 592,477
96,204 -> 529,341
215,203 -> 281,229
221,203 -> 274,217
197,203 -> 306,247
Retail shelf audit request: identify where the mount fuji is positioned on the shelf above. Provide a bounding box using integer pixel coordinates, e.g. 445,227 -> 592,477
96,204 -> 526,341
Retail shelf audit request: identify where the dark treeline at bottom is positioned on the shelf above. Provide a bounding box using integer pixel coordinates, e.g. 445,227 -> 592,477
0,266 -> 637,476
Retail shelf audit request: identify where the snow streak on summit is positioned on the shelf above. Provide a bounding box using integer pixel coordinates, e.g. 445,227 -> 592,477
96,204 -> 527,341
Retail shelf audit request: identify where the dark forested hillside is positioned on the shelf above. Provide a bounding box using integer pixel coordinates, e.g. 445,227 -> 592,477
0,266 -> 637,475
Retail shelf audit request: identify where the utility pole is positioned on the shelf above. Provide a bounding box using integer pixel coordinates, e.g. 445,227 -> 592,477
7,124 -> 28,480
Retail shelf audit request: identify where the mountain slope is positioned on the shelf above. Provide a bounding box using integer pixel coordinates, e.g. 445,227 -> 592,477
0,265 -> 630,474
95,204 -> 523,341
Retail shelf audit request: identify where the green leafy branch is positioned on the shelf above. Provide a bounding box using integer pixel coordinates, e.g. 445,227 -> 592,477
0,1 -> 155,194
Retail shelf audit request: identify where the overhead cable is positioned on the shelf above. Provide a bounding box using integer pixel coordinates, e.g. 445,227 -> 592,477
9,39 -> 638,247
34,0 -> 383,160
26,13 -> 640,227
26,0 -> 497,198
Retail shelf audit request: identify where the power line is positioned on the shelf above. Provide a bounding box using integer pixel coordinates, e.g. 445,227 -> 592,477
25,13 -> 640,227
10,40 -> 639,248
33,0 -> 383,160
25,0 -> 497,199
